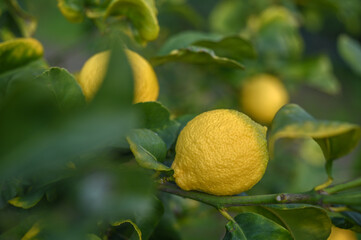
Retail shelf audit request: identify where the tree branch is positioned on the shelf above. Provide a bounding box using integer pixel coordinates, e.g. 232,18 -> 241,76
158,179 -> 361,209
158,182 -> 320,208
324,177 -> 361,194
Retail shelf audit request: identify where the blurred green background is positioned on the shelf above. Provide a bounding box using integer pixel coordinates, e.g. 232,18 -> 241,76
1,0 -> 361,239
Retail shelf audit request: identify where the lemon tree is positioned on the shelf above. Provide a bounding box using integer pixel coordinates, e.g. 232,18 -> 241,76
1,1 -> 361,240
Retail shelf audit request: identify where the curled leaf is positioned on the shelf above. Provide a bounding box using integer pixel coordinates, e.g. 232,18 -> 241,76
126,129 -> 171,171
224,212 -> 293,240
57,0 -> 85,23
152,46 -> 244,69
112,219 -> 142,240
0,38 -> 43,75
269,104 -> 361,180
133,102 -> 181,149
155,31 -> 254,67
8,190 -> 44,209
105,0 -> 159,41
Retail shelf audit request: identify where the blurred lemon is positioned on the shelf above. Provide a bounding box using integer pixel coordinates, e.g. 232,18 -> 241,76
171,109 -> 268,196
240,74 -> 289,124
328,227 -> 357,240
78,49 -> 159,103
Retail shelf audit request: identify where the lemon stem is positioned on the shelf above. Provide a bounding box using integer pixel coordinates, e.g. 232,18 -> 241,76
218,208 -> 234,222
314,178 -> 333,191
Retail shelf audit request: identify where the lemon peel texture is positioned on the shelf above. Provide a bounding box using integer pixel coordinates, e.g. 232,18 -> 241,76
171,109 -> 269,196
78,49 -> 159,103
240,74 -> 289,124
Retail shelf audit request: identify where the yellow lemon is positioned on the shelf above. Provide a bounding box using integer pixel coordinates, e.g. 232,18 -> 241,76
240,74 -> 289,124
78,49 -> 159,103
328,227 -> 357,240
171,109 -> 269,196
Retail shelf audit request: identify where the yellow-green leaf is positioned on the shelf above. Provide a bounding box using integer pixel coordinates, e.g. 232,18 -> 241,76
126,129 -> 171,171
57,0 -> 85,23
8,191 -> 44,209
269,104 -> 361,180
0,38 -> 43,75
21,222 -> 41,240
112,219 -> 142,240
105,0 -> 159,41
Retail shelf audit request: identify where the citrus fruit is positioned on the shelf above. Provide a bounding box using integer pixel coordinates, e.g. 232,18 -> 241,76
77,49 -> 159,103
171,109 -> 269,196
240,74 -> 289,124
328,227 -> 357,240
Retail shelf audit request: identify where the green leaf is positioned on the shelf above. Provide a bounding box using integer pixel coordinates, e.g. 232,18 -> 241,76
134,102 -> 171,128
130,197 -> 164,240
133,102 -> 180,149
157,31 -> 221,56
338,34 -> 361,76
157,32 -> 255,59
331,216 -> 355,229
234,204 -> 332,240
57,0 -> 85,23
112,220 -> 142,240
148,214 -> 181,240
34,67 -> 85,110
92,44 -> 134,107
155,120 -> 180,149
0,1 -> 37,41
0,42 -> 137,180
175,114 -> 196,131
280,56 -> 340,95
249,7 -> 303,61
195,36 -> 256,61
8,190 -> 44,209
0,109 -> 138,180
21,222 -> 41,240
209,0 -> 269,34
331,216 -> 361,232
156,31 -> 254,64
107,192 -> 161,240
0,180 -> 19,209
0,59 -> 47,104
126,129 -> 171,171
160,1 -> 204,29
224,220 -> 246,240
342,211 -> 361,228
152,46 -> 244,69
265,205 -> 331,240
105,0 -> 159,41
269,104 -> 361,178
223,212 -> 292,240
0,38 -> 43,75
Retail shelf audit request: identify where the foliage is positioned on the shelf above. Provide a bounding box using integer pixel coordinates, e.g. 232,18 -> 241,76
1,0 -> 361,240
